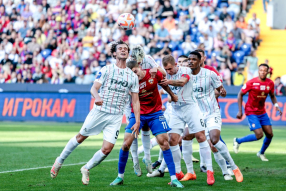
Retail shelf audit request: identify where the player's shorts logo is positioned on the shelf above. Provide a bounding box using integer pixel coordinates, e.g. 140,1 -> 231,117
148,78 -> 154,84
159,116 -> 166,121
252,124 -> 255,128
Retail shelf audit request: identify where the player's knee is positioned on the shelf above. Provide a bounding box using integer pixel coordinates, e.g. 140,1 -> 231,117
160,140 -> 170,151
76,133 -> 88,143
255,132 -> 264,140
210,136 -> 219,145
195,131 -> 206,143
266,133 -> 273,138
182,133 -> 195,141
101,147 -> 112,155
122,142 -> 131,151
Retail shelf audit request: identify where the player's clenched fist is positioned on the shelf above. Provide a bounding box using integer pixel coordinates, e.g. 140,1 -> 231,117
220,88 -> 227,97
236,111 -> 243,119
94,97 -> 103,106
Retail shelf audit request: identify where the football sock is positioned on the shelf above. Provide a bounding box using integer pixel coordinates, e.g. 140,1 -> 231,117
162,149 -> 176,179
220,136 -> 226,145
199,150 -> 206,168
170,145 -> 181,173
214,141 -> 237,170
180,145 -> 182,152
199,141 -> 213,171
182,140 -> 194,174
58,136 -> 80,164
213,152 -> 228,175
158,149 -> 163,162
151,137 -> 158,147
85,149 -> 107,170
236,134 -> 258,144
142,131 -> 151,160
117,149 -> 129,179
131,138 -> 139,165
159,159 -> 167,172
260,137 -> 272,154
137,144 -> 144,155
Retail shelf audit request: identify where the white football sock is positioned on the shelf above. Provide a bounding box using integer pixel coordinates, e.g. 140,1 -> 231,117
85,149 -> 107,170
213,151 -> 228,175
199,150 -> 205,168
131,138 -> 139,165
170,145 -> 181,173
199,141 -> 213,172
158,159 -> 167,172
182,140 -> 194,174
57,136 -> 80,164
151,137 -> 158,147
214,141 -> 237,170
142,131 -> 151,160
158,149 -> 163,162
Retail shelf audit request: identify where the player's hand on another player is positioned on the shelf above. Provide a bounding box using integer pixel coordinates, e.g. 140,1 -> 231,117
220,87 -> 227,97
236,111 -> 243,119
162,104 -> 166,111
94,97 -> 103,106
159,78 -> 170,87
149,67 -> 158,78
276,107 -> 282,116
131,122 -> 140,138
171,94 -> 178,102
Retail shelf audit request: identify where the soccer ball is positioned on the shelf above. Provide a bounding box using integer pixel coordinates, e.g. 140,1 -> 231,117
117,13 -> 135,30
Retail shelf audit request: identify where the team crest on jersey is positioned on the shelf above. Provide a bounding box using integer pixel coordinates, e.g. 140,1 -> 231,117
148,78 -> 154,84
119,72 -> 124,76
267,86 -> 270,90
260,85 -> 266,90
96,72 -> 102,79
140,81 -> 146,89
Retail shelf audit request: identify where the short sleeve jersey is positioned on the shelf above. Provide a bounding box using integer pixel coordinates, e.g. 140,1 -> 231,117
131,69 -> 163,114
241,77 -> 274,116
94,64 -> 139,114
192,68 -> 222,117
166,66 -> 197,105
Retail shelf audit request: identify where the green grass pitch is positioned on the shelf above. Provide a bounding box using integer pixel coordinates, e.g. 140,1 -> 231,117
0,122 -> 285,190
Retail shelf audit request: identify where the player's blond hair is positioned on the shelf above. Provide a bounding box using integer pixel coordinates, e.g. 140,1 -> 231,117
130,45 -> 145,63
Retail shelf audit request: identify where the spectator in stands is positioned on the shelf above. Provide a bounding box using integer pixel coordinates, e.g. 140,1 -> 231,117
129,29 -> 145,49
155,23 -> 170,42
198,16 -> 211,34
182,35 -> 197,55
219,62 -> 231,86
64,73 -> 75,84
170,23 -> 183,43
236,16 -> 248,29
248,13 -> 260,30
233,65 -> 245,86
214,33 -> 225,49
246,51 -> 259,80
225,32 -> 236,52
0,53 -> 12,66
219,5 -> 230,21
163,15 -> 176,32
83,67 -> 95,84
274,77 -> 285,96
33,66 -> 42,83
178,14 -> 189,36
207,25 -> 217,38
202,34 -> 213,54
207,6 -> 216,22
161,0 -> 174,19
178,0 -> 192,11
212,15 -> 224,33
228,0 -> 242,16
264,59 -> 273,78
195,6 -> 207,25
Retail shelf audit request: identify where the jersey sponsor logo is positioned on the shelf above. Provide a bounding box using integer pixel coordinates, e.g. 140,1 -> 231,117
196,95 -> 204,99
96,72 -> 102,79
261,92 -> 265,96
110,79 -> 129,87
148,78 -> 154,84
140,81 -> 146,89
242,84 -> 246,89
170,86 -> 180,91
193,87 -> 203,92
142,89 -> 146,93
253,83 -> 260,85
260,85 -> 266,90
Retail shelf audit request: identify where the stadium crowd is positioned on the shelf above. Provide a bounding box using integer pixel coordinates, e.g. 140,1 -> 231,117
0,0 -> 275,87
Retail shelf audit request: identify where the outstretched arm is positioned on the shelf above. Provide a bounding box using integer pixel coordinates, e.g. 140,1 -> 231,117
236,90 -> 245,119
269,91 -> 282,116
159,76 -> 189,87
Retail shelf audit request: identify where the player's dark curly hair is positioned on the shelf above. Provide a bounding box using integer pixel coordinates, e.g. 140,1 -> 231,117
110,40 -> 130,58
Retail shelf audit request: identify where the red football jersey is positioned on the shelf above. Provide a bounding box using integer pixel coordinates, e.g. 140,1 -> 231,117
203,65 -> 222,107
131,69 -> 163,114
241,77 -> 274,116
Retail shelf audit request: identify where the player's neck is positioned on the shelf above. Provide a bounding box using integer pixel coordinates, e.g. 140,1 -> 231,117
116,59 -> 127,69
192,67 -> 201,75
259,77 -> 266,82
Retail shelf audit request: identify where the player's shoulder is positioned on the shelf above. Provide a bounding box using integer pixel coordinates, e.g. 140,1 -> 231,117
266,78 -> 274,85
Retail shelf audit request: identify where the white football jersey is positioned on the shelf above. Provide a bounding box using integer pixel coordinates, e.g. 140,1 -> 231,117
94,64 -> 139,114
191,67 -> 222,117
166,66 -> 197,105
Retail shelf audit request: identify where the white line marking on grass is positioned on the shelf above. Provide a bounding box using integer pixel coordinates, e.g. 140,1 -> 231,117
0,154 -> 158,174
1,150 -> 285,174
